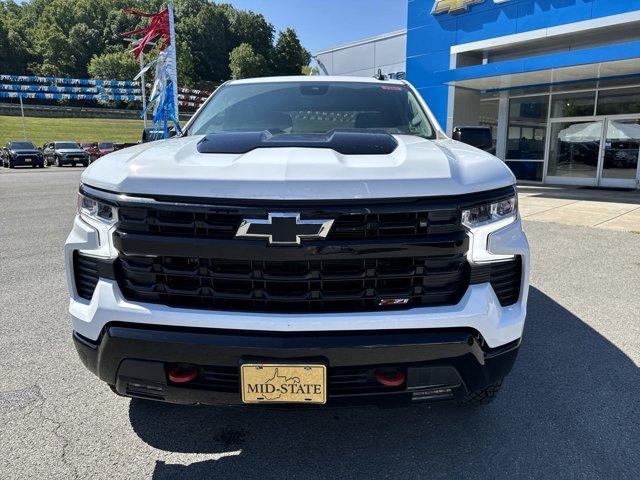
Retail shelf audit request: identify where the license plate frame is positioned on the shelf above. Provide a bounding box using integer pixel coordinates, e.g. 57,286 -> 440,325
240,363 -> 327,404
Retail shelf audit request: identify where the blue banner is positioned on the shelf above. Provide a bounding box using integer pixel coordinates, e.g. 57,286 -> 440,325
0,84 -> 141,94
0,91 -> 140,101
0,74 -> 136,87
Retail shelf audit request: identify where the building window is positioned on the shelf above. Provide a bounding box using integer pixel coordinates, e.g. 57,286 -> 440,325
596,87 -> 640,115
506,96 -> 548,160
551,92 -> 596,118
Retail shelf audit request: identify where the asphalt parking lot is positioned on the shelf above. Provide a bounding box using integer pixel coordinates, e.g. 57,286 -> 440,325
1,167 -> 638,479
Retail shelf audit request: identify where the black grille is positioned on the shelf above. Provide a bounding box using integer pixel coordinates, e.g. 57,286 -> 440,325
73,252 -> 99,300
328,210 -> 459,239
117,206 -> 461,241
181,365 -> 405,395
106,188 -> 518,314
117,254 -> 469,313
470,257 -> 522,307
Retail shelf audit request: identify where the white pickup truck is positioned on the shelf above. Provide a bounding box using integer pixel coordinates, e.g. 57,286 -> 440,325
65,76 -> 529,407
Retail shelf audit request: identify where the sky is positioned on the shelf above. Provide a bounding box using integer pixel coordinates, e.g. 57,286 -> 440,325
225,0 -> 408,54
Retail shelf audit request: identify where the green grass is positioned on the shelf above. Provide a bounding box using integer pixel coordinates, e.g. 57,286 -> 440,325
0,115 -> 145,146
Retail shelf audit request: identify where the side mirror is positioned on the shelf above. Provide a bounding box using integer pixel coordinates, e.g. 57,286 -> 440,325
142,127 -> 176,142
452,126 -> 493,152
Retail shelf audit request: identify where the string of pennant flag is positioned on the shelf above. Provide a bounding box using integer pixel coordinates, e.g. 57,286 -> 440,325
0,91 -> 205,108
0,74 -> 211,97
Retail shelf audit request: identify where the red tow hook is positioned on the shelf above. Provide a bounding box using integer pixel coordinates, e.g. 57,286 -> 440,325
375,368 -> 406,387
167,364 -> 199,384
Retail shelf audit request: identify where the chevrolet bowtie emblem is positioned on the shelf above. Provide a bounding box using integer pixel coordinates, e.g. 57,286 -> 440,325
432,0 -> 484,15
235,213 -> 335,245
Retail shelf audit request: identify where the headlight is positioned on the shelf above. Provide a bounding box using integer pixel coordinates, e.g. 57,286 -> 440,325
462,195 -> 517,229
77,192 -> 117,225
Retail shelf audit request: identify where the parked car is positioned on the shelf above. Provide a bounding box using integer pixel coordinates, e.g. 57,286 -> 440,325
97,141 -> 115,157
80,142 -> 99,162
1,140 -> 45,168
66,76 -> 529,408
43,141 -> 89,167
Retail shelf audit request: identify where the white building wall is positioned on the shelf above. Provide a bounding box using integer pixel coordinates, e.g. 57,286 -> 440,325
315,30 -> 407,79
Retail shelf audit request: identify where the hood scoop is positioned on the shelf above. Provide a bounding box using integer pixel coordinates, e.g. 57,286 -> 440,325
196,130 -> 398,155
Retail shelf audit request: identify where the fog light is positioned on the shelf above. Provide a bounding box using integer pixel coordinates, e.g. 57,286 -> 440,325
167,364 -> 199,384
374,368 -> 405,387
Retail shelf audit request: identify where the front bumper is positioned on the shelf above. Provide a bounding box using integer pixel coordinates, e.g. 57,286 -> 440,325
61,155 -> 88,163
73,324 -> 520,407
11,155 -> 42,166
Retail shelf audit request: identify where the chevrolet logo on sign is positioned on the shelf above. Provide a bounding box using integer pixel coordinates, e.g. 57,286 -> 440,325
432,0 -> 510,15
432,0 -> 484,14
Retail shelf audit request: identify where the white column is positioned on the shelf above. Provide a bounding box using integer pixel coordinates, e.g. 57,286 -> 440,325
495,90 -> 509,161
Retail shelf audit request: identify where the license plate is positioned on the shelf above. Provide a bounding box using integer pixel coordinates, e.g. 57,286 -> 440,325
241,364 -> 326,404
24,158 -> 31,163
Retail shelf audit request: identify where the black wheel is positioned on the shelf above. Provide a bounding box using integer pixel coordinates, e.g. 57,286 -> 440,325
9,161 -> 15,169
54,156 -> 62,167
460,379 -> 503,407
82,161 -> 89,167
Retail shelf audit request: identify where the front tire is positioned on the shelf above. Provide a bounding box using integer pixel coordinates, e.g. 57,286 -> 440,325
55,156 -> 62,167
460,379 -> 503,407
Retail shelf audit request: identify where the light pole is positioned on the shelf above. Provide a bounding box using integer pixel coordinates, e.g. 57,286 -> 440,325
19,95 -> 27,139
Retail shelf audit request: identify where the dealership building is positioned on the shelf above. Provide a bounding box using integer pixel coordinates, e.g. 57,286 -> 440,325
317,0 -> 640,189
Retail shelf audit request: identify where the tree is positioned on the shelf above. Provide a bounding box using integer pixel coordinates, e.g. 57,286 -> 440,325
0,10 -> 32,74
302,65 -> 319,76
179,3 -> 231,83
68,23 -> 103,77
272,28 -> 310,76
0,0 -> 310,87
229,43 -> 270,79
87,50 -> 139,81
226,9 -> 274,60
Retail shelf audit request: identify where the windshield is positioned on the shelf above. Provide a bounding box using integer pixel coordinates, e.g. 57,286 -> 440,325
56,142 -> 80,149
188,82 -> 435,139
9,141 -> 36,149
98,143 -> 113,148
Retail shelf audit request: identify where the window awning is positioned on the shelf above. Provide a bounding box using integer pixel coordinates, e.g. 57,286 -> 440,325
433,40 -> 640,91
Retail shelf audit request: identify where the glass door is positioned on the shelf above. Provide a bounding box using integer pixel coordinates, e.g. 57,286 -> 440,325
545,116 -> 640,188
599,117 -> 640,188
546,119 -> 604,186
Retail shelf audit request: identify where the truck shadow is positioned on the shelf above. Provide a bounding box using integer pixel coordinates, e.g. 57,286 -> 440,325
128,287 -> 638,479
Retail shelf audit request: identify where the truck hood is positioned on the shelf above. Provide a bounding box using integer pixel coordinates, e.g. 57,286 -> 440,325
81,134 -> 515,200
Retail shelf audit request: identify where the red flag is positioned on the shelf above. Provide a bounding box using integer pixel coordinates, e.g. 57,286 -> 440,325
121,8 -> 170,58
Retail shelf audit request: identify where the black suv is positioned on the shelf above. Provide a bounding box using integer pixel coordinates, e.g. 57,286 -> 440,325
1,140 -> 45,168
43,141 -> 89,167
